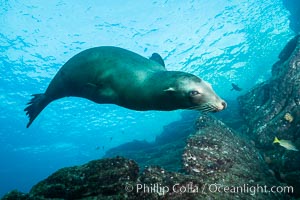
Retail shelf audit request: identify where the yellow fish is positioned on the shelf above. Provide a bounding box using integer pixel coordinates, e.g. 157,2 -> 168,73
273,137 -> 299,151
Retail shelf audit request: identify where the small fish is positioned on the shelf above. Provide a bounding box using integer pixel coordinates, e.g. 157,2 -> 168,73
95,146 -> 100,150
231,83 -> 242,91
273,137 -> 299,151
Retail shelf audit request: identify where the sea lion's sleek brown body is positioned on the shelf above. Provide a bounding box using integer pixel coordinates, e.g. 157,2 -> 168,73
25,46 -> 226,128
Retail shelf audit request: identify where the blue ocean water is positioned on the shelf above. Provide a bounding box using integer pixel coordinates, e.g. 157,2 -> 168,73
0,0 -> 294,196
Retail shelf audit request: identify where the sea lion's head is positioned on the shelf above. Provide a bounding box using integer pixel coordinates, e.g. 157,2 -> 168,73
163,72 -> 227,112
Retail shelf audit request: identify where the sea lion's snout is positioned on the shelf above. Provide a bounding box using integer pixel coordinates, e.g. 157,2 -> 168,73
221,101 -> 227,110
211,100 -> 227,112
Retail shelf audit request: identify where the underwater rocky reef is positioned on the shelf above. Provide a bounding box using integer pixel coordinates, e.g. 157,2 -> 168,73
2,30 -> 300,200
238,34 -> 300,198
2,115 -> 287,200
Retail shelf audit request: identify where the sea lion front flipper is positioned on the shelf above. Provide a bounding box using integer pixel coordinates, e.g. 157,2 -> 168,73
150,53 -> 165,68
86,83 -> 98,88
84,83 -> 103,97
85,83 -> 116,103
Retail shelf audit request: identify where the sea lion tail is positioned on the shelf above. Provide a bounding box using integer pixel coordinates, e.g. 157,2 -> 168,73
24,93 -> 50,128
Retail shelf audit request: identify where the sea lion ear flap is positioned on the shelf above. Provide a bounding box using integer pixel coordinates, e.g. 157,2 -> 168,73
163,87 -> 176,92
150,53 -> 166,68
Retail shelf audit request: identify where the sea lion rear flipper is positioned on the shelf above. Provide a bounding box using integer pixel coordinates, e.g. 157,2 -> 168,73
150,53 -> 165,68
24,94 -> 50,128
85,82 -> 116,103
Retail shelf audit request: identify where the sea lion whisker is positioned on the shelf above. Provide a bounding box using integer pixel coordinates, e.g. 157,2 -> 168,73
192,105 -> 210,111
193,103 -> 211,109
204,102 -> 218,110
200,106 -> 213,111
200,103 -> 217,112
187,105 -> 202,110
189,105 -> 206,110
189,105 -> 209,111
207,103 -> 220,111
200,110 -> 210,114
201,107 -> 213,112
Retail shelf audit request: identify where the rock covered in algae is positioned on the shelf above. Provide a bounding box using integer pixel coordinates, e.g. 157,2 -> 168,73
238,35 -> 300,149
182,115 -> 286,200
238,35 -> 300,198
1,115 -> 291,200
31,157 -> 139,199
1,190 -> 29,200
136,166 -> 203,200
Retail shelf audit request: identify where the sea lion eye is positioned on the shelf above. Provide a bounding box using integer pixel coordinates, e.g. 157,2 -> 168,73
189,91 -> 200,96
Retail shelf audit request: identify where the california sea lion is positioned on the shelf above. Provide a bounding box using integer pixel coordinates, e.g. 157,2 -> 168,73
25,46 -> 226,128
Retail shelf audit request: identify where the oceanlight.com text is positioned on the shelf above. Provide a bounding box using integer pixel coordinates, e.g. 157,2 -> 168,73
125,183 -> 294,196
206,183 -> 293,195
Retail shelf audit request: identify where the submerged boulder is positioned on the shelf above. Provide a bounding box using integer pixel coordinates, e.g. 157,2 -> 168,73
238,35 -> 300,198
238,35 -> 300,149
183,115 -> 286,200
1,190 -> 29,200
31,157 -> 139,199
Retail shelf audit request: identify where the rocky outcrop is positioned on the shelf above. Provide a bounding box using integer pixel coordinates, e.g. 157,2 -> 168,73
183,115 -> 285,200
1,191 -> 29,200
29,157 -> 139,199
2,115 -> 289,200
238,35 -> 300,198
104,111 -> 199,172
238,35 -> 300,149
